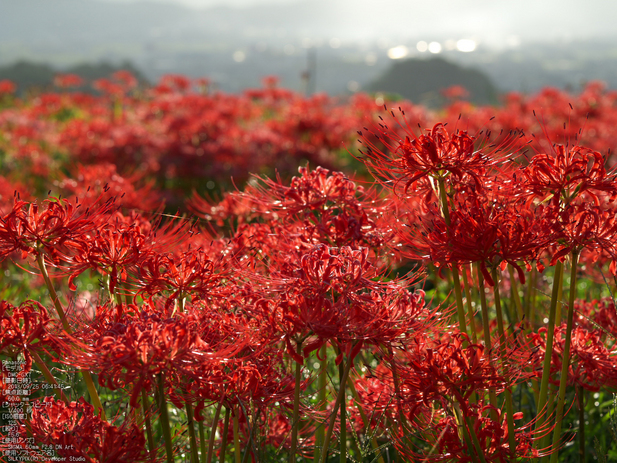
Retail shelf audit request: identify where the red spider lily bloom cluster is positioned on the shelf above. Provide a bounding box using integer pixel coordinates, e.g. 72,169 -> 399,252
1,73 -> 617,462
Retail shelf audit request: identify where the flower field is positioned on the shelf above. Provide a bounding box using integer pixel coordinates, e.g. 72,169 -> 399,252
1,72 -> 617,462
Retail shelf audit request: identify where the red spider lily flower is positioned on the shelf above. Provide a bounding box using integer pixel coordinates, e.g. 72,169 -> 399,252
344,284 -> 439,348
0,300 -> 63,372
136,247 -> 227,308
394,333 -> 509,418
0,79 -> 16,96
575,297 -> 617,341
195,165 -> 392,250
9,397 -> 150,462
190,349 -> 298,418
260,165 -> 366,215
53,73 -> 84,88
402,188 -> 548,285
64,210 -> 190,293
522,143 -> 617,207
269,245 -> 380,356
266,243 -> 436,366
92,78 -> 124,96
56,162 -> 164,211
547,202 -> 617,272
66,218 -> 149,294
0,197 -> 115,262
530,323 -> 617,391
396,402 -> 544,462
70,300 -> 247,408
357,117 -> 515,194
188,189 -> 271,226
350,362 -> 413,434
112,70 -> 138,90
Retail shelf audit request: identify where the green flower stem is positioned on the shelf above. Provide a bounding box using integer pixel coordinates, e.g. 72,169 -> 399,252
289,340 -> 303,463
220,408 -> 231,463
577,385 -> 586,463
523,267 -> 536,323
36,253 -> 107,421
140,387 -> 155,459
186,400 -> 200,463
199,421 -> 207,463
347,379 -> 385,463
313,344 -> 328,463
32,351 -> 67,402
555,263 -> 565,324
319,348 -> 354,463
507,263 -> 524,323
240,408 -> 259,463
437,176 -> 468,338
124,282 -> 134,306
452,404 -> 482,463
533,260 -> 564,458
115,290 -> 123,307
549,251 -> 580,463
539,383 -> 558,458
476,266 -> 499,422
491,267 -> 517,457
233,408 -> 241,463
338,349 -> 347,463
388,346 -> 413,448
206,402 -> 223,463
463,413 -> 488,463
462,266 -> 478,344
158,374 -> 174,463
36,254 -> 69,331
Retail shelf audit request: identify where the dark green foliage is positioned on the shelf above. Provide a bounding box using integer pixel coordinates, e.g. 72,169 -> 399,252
367,57 -> 499,107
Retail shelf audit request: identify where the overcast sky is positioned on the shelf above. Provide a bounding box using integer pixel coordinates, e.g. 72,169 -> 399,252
98,0 -> 614,46
102,0 -> 296,7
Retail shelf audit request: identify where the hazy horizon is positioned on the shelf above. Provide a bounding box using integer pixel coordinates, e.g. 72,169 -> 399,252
3,0 -> 616,95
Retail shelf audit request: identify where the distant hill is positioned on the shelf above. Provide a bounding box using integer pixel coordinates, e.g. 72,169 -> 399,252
367,57 -> 499,107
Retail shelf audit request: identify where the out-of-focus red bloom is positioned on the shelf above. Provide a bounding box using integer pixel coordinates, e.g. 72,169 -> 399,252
0,176 -> 29,213
53,73 -> 84,88
442,85 -> 470,101
56,162 -> 164,211
0,79 -> 16,96
111,70 -> 138,90
575,297 -> 617,340
530,322 -> 617,391
398,402 -> 542,462
12,397 -> 150,462
156,74 -> 192,93
92,78 -> 124,96
0,300 -> 62,371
